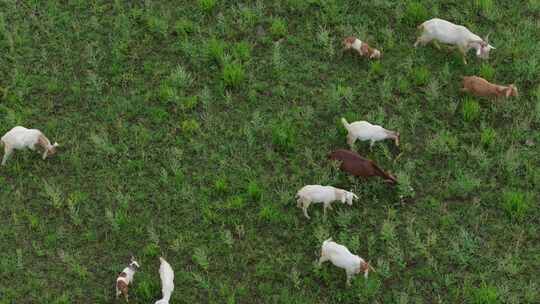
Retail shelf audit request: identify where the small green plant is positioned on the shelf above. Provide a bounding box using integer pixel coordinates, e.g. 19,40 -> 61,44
158,84 -> 176,104
181,95 -> 199,111
370,61 -> 384,76
462,98 -> 481,122
479,64 -> 495,80
247,181 -> 262,200
475,0 -> 494,14
471,283 -> 500,304
181,119 -> 200,133
480,127 -> 496,146
317,26 -> 334,57
271,121 -> 296,152
412,66 -> 430,86
43,180 -> 63,209
143,243 -> 160,257
214,177 -> 228,193
259,205 -> 281,223
169,65 -> 193,89
193,247 -> 210,271
146,15 -> 168,36
502,190 -> 531,220
199,0 -> 217,13
174,19 -> 195,36
222,62 -> 245,88
404,2 -> 428,26
232,41 -> 252,62
270,18 -> 287,38
207,38 -> 226,64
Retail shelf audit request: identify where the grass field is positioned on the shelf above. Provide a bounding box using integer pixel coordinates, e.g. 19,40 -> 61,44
0,0 -> 539,303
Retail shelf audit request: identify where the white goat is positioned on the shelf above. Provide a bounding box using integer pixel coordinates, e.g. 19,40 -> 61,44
1,126 -> 59,166
296,185 -> 358,219
155,257 -> 175,304
116,257 -> 140,302
341,118 -> 399,149
319,238 -> 374,286
414,18 -> 495,64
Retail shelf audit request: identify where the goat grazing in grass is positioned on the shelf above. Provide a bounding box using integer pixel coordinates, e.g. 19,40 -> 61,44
155,257 -> 174,304
461,76 -> 518,98
116,257 -> 140,302
329,149 -> 397,184
414,18 -> 495,64
342,36 -> 381,59
296,185 -> 358,219
341,118 -> 399,149
319,238 -> 375,286
1,126 -> 59,166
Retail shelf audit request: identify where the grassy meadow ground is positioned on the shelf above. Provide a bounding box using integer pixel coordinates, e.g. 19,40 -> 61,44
0,0 -> 539,303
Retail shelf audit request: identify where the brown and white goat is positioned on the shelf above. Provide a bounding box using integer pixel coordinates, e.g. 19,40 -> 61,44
329,149 -> 397,184
461,76 -> 518,98
116,257 -> 140,302
342,36 -> 381,59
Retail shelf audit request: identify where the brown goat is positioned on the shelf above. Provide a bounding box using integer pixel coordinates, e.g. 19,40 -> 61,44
329,149 -> 397,184
461,76 -> 518,98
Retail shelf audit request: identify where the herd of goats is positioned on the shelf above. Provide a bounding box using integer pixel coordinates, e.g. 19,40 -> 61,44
1,17 -> 520,302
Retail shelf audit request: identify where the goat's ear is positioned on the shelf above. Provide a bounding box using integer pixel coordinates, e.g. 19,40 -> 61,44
42,150 -> 48,160
53,142 -> 59,147
505,87 -> 512,97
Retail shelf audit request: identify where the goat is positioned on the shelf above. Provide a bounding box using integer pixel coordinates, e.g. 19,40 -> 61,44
295,185 -> 358,219
414,18 -> 495,64
461,76 -> 518,98
319,238 -> 375,286
116,257 -> 140,302
342,36 -> 381,59
155,257 -> 174,304
341,118 -> 399,149
329,149 -> 397,184
1,126 -> 59,166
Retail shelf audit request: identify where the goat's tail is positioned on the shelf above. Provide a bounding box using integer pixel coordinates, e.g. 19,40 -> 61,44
341,118 -> 350,130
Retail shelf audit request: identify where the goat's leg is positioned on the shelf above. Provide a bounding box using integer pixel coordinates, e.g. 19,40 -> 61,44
318,254 -> 329,266
346,134 -> 355,148
2,145 -> 13,166
302,202 -> 311,219
458,46 -> 468,64
432,40 -> 442,50
369,140 -> 375,151
346,272 -> 353,287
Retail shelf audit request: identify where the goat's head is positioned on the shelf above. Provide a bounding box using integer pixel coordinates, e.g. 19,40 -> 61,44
130,257 -> 140,270
47,142 -> 59,157
359,261 -> 374,279
342,36 -> 357,51
472,34 -> 495,59
344,191 -> 358,206
506,84 -> 518,97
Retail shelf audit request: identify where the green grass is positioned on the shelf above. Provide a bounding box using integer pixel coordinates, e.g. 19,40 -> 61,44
0,1 -> 539,303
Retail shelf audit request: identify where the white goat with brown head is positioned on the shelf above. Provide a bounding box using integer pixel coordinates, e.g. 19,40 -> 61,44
1,126 -> 59,166
319,238 -> 375,286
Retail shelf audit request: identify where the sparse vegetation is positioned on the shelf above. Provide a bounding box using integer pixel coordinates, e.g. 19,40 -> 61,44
0,1 -> 538,303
